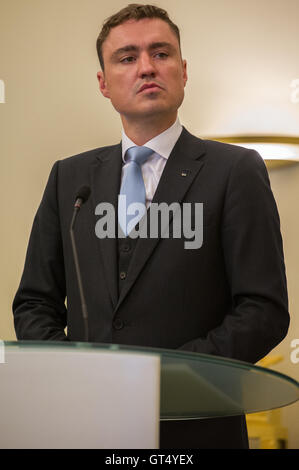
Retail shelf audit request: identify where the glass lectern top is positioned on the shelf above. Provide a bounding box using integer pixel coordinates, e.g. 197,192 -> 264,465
3,341 -> 299,420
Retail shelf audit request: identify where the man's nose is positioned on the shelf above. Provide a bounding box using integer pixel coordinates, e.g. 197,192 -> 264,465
138,53 -> 156,78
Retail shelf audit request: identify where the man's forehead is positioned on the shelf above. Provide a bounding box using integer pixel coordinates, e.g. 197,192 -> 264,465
103,17 -> 179,53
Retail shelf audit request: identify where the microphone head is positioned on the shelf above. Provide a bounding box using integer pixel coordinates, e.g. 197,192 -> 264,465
75,186 -> 91,204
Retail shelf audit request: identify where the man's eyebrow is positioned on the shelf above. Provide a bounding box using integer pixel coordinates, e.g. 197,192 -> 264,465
148,42 -> 175,51
110,42 -> 175,60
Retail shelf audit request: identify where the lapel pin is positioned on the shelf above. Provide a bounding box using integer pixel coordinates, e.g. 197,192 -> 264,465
181,170 -> 189,177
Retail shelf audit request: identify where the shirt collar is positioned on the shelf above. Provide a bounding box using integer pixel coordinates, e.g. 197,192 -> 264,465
121,116 -> 183,162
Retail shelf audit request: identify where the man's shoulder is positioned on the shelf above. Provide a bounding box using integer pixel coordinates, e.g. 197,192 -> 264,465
58,142 -> 121,167
182,127 -> 265,169
202,138 -> 251,157
184,128 -> 254,156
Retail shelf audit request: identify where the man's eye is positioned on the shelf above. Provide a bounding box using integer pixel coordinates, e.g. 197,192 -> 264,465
154,52 -> 168,59
121,56 -> 136,63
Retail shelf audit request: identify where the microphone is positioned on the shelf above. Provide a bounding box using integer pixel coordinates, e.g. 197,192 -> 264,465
74,186 -> 91,209
70,186 -> 91,342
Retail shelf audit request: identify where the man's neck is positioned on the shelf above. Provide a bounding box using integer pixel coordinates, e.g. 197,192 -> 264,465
121,113 -> 178,146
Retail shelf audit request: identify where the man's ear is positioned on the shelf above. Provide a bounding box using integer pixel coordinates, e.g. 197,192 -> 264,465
182,59 -> 188,87
97,71 -> 110,98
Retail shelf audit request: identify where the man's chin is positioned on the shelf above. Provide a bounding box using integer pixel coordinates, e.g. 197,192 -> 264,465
121,104 -> 173,121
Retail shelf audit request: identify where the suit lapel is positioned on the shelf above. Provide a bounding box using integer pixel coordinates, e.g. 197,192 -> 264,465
115,127 -> 206,312
90,143 -> 122,310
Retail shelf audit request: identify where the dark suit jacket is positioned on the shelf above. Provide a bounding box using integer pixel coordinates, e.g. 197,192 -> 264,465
13,127 -> 289,448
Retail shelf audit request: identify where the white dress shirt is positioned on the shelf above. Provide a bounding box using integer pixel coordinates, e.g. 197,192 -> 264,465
121,117 -> 183,208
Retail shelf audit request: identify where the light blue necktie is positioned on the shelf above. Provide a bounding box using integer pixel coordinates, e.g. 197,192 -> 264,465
118,146 -> 153,236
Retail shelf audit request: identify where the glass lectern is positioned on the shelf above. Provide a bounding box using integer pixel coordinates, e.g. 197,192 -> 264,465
0,341 -> 298,448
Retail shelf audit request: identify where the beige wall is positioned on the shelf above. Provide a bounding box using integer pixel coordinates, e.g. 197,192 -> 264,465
1,0 -> 298,447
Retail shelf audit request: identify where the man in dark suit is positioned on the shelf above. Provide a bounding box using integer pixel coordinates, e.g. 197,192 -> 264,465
13,4 -> 289,449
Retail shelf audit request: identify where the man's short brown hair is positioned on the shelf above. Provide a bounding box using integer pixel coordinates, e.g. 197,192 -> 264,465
96,3 -> 181,71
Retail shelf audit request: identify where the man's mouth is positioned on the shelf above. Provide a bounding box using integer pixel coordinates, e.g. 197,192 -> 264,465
138,83 -> 162,93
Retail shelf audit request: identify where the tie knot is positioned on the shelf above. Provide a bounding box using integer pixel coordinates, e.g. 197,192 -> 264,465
125,146 -> 153,166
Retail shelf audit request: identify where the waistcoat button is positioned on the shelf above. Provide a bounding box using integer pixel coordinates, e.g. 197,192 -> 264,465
122,244 -> 131,253
113,319 -> 124,330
